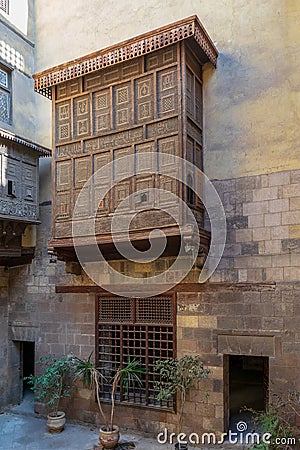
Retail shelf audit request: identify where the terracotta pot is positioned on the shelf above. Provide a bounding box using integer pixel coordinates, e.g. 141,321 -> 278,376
46,411 -> 66,433
99,425 -> 120,449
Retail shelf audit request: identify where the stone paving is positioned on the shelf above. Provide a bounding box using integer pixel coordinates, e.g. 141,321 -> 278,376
0,394 -> 247,450
0,410 -> 248,450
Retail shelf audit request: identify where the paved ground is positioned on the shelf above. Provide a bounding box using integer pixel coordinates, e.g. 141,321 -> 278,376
0,393 -> 247,450
0,410 -> 249,450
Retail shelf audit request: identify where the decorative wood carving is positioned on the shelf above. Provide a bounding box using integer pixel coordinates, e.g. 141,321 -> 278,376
0,141 -> 43,223
33,16 -> 218,99
0,134 -> 50,264
34,18 -> 217,261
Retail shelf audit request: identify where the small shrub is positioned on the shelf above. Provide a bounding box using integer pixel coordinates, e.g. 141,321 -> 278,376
26,354 -> 75,416
155,354 -> 211,432
249,391 -> 300,450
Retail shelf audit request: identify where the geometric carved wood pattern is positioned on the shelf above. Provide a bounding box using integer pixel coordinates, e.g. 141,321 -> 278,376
135,141 -> 156,174
56,192 -> 70,218
56,161 -> 71,191
157,68 -> 178,118
93,88 -> 111,133
56,100 -> 71,143
50,38 -> 206,246
0,147 -> 39,222
74,156 -> 91,187
74,95 -> 90,138
114,81 -> 132,128
134,75 -> 154,123
34,16 -> 218,98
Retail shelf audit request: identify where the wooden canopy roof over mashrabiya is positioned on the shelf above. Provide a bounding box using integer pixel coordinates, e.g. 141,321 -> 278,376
33,15 -> 218,99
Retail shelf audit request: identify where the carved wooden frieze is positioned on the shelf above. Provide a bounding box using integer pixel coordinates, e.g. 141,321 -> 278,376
33,16 -> 218,98
0,199 -> 38,220
0,143 -> 40,222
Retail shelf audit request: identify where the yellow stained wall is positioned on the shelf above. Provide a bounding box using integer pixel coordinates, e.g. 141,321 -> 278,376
34,0 -> 300,180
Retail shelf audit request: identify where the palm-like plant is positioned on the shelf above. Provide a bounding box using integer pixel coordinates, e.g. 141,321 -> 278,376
73,354 -> 145,431
72,353 -> 107,426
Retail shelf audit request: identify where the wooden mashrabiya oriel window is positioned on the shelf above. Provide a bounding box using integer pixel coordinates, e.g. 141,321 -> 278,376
33,16 -> 217,261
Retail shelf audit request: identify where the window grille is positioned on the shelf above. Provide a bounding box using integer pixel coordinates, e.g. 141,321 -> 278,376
97,295 -> 175,409
0,65 -> 11,124
0,0 -> 8,14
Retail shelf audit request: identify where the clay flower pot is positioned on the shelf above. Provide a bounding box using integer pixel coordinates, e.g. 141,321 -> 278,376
99,425 -> 120,449
46,411 -> 66,433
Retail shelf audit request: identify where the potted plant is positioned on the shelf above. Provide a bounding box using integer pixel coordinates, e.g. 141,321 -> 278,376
73,354 -> 145,449
155,354 -> 211,450
26,354 -> 75,433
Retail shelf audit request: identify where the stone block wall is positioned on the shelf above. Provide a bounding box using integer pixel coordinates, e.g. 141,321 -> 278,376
176,282 -> 300,436
3,167 -> 300,436
210,169 -> 300,284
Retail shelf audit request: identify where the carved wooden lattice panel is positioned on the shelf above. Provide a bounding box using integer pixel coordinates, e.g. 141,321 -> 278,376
113,180 -> 131,211
145,46 -> 177,71
97,295 -> 175,408
94,152 -> 111,214
135,141 -> 156,174
113,81 -> 132,129
23,163 -> 37,202
157,68 -> 178,117
74,156 -> 91,188
184,58 -> 204,221
186,67 -> 194,117
93,88 -> 111,133
0,90 -> 10,123
134,74 -> 154,123
74,186 -> 90,217
74,95 -> 90,139
195,78 -> 202,126
134,175 -> 155,212
0,66 -> 10,124
56,160 -> 71,191
56,79 -> 81,100
56,101 -> 72,143
56,192 -> 70,218
53,41 -> 205,242
113,146 -> 133,180
0,148 -> 39,222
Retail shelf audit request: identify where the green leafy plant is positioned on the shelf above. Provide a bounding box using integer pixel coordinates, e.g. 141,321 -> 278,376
246,391 -> 300,450
154,354 -> 211,432
73,354 -> 145,431
26,354 -> 75,417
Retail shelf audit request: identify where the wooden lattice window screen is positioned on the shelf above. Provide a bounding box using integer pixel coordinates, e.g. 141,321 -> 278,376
97,295 -> 175,409
0,65 -> 11,123
0,0 -> 8,14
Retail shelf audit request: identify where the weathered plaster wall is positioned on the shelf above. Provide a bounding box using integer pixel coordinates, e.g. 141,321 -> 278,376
0,269 -> 9,409
0,0 -> 37,142
34,0 -> 300,179
0,0 -> 37,409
